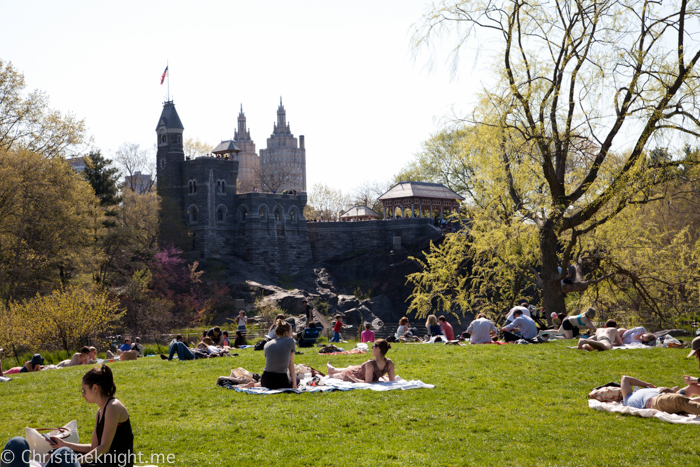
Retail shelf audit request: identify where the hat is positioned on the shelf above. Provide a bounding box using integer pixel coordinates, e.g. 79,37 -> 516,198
584,307 -> 596,318
550,312 -> 558,319
687,337 -> 700,358
30,354 -> 44,366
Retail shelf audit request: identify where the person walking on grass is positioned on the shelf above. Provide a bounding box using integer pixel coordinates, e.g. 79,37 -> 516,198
330,315 -> 349,343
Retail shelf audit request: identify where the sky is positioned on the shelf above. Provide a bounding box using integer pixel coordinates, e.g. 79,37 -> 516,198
0,1 -> 482,195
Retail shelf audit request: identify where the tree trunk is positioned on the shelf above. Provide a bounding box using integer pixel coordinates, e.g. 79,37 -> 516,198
540,225 -> 567,316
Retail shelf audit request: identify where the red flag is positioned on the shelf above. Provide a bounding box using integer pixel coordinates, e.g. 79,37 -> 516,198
160,66 -> 169,85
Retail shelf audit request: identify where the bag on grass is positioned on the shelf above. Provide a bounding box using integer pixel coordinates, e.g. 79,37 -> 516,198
588,386 -> 623,403
26,420 -> 79,458
254,339 -> 268,351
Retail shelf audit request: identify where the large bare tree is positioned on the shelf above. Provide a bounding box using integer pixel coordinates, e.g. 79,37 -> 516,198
413,0 -> 700,316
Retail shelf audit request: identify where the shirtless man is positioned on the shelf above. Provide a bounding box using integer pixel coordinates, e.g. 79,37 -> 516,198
577,320 -> 623,351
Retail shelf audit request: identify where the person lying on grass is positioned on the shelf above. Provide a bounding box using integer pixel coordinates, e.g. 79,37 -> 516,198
163,334 -> 196,361
2,365 -> 134,467
4,354 -> 45,374
57,346 -> 91,368
616,326 -> 656,345
620,374 -> 700,415
578,320 -> 623,351
326,339 -> 395,383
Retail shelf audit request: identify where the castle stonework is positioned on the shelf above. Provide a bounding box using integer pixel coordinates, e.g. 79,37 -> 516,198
156,101 -> 435,276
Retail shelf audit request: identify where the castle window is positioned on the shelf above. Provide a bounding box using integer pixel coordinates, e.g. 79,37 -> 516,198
193,181 -> 197,193
240,208 -> 248,221
160,159 -> 165,169
222,181 -> 226,193
259,208 -> 266,221
290,210 -> 296,222
217,208 -> 224,222
161,135 -> 167,143
176,135 -> 181,144
274,210 -> 281,222
190,207 -> 198,222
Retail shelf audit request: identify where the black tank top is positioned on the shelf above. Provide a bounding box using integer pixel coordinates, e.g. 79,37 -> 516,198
93,397 -> 134,467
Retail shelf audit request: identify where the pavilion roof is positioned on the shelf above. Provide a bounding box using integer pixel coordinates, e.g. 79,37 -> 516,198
378,182 -> 465,201
340,205 -> 381,218
212,140 -> 242,154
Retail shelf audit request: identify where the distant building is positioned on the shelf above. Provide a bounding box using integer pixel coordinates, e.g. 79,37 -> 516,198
258,99 -> 306,193
124,171 -> 154,194
66,155 -> 88,173
233,105 -> 259,191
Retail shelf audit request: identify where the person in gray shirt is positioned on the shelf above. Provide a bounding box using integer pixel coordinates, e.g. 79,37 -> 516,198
262,319 -> 297,389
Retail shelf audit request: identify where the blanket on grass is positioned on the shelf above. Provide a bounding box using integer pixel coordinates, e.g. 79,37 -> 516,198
223,376 -> 434,395
568,343 -> 656,350
588,399 -> 700,424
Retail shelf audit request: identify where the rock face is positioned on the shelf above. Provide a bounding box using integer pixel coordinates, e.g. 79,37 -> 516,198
214,229 -> 475,336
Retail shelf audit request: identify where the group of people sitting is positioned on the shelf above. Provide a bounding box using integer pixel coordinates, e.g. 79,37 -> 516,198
394,315 -> 455,342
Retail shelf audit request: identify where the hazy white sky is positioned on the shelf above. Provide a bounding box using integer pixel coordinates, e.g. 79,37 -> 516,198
0,1 -> 481,194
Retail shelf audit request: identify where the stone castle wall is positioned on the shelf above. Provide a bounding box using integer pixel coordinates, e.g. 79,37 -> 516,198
306,218 -> 438,262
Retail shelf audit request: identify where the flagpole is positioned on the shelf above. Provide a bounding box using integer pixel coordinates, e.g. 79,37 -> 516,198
167,60 -> 170,101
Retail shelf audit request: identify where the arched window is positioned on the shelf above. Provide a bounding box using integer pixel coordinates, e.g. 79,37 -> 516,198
221,181 -> 226,193
274,210 -> 282,222
161,135 -> 167,143
259,208 -> 266,221
240,208 -> 248,221
190,207 -> 198,222
189,181 -> 193,194
290,210 -> 296,222
193,181 -> 197,193
217,208 -> 224,222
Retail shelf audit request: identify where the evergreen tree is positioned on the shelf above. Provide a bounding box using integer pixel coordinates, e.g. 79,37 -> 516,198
83,151 -> 121,225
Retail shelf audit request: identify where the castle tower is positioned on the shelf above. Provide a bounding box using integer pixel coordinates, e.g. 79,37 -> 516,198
156,100 -> 185,204
233,104 -> 259,192
259,98 -> 306,192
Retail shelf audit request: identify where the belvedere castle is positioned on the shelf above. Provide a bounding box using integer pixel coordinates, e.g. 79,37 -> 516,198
155,101 -> 436,275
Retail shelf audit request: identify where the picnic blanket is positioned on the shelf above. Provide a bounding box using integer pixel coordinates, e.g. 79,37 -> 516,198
568,343 -> 656,350
223,376 -> 434,395
588,399 -> 700,424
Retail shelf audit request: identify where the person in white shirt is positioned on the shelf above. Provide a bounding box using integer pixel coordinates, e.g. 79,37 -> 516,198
617,326 -> 655,345
502,310 -> 538,341
504,303 -> 531,325
465,314 -> 498,344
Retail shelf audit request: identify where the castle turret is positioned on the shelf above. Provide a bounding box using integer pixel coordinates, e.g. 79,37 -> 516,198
156,100 -> 185,204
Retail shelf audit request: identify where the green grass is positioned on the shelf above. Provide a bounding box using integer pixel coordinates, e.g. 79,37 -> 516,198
1,340 -> 699,466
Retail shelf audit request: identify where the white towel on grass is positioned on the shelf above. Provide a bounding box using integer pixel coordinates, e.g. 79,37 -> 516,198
568,343 -> 656,350
589,399 -> 700,424
228,376 -> 434,395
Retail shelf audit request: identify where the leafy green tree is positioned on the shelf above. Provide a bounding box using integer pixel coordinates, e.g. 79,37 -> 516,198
0,59 -> 87,158
84,151 -> 121,209
411,0 -> 700,316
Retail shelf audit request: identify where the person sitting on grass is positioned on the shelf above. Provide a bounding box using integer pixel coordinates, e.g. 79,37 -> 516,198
504,303 -> 531,326
678,337 -> 700,395
621,374 -> 700,415
206,326 -> 224,346
438,316 -> 455,341
558,308 -> 597,339
233,330 -> 246,348
501,309 -> 538,342
268,314 -> 287,339
577,320 -> 623,351
4,354 -> 45,374
2,365 -> 134,467
425,315 -> 444,339
162,334 -> 196,361
617,326 -> 656,345
131,337 -> 145,356
262,319 -> 297,389
222,331 -> 231,347
465,314 -> 498,344
396,317 -> 410,339
57,346 -> 91,368
119,338 -> 132,353
326,339 -> 395,383
361,323 -> 375,343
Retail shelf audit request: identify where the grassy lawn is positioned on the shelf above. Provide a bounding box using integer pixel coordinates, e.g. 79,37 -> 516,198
1,340 -> 698,466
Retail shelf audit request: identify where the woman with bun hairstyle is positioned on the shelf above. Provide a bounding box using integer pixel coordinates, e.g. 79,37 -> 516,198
262,319 -> 297,390
326,339 -> 395,383
1,365 -> 133,467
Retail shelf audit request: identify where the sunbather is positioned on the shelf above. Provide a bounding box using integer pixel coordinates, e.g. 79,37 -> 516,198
617,326 -> 655,345
164,334 -> 196,361
4,354 -> 45,374
577,320 -> 623,351
326,339 -> 395,383
57,346 -> 91,368
2,365 -> 133,466
558,308 -> 597,338
621,374 -> 700,415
